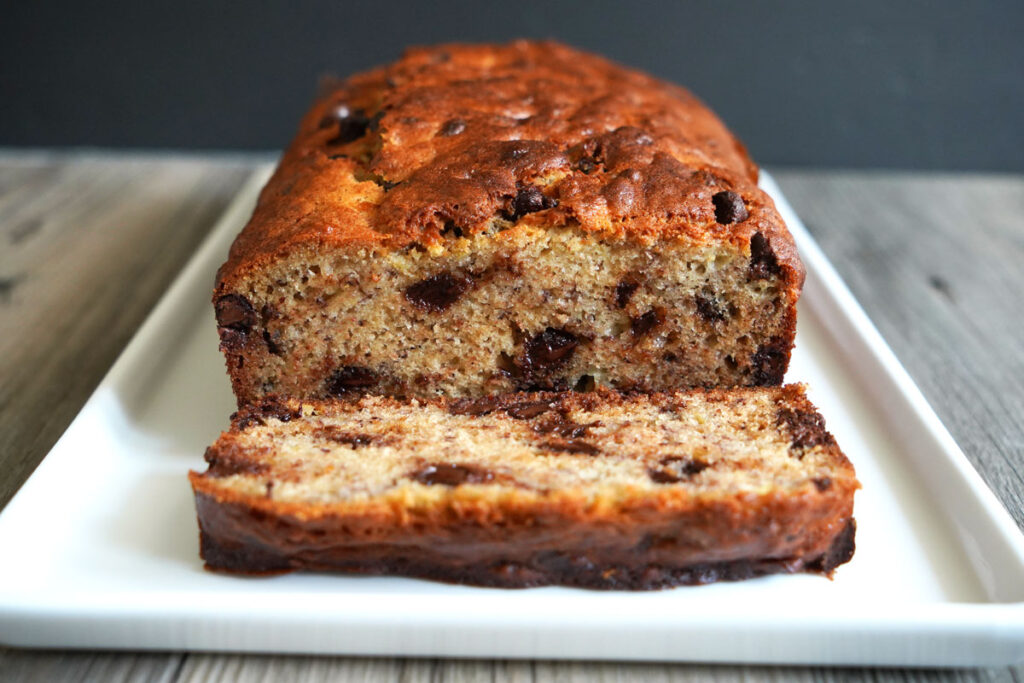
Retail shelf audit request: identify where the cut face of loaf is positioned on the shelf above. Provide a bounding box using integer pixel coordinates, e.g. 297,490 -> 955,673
190,385 -> 858,589
214,41 -> 804,404
217,226 -> 798,403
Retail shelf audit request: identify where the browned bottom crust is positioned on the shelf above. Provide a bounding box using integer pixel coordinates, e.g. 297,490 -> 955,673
194,492 -> 855,590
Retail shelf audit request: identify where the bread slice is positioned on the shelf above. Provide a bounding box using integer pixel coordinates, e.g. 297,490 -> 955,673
190,385 -> 857,589
214,41 -> 804,405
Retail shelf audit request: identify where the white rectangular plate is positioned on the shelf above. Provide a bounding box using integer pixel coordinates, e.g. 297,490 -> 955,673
1,168 -> 1022,667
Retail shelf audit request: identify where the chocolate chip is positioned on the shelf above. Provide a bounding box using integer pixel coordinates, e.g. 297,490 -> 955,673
215,294 -> 256,332
749,231 -> 781,280
524,327 -> 578,372
647,456 -> 709,483
232,397 -> 301,430
540,439 -> 601,455
695,294 -> 726,322
496,352 -> 520,379
750,339 -> 788,386
614,280 -> 639,309
504,141 -> 532,161
631,308 -> 665,337
533,417 -> 597,439
317,104 -> 344,129
439,118 -> 466,136
712,190 -> 749,224
777,407 -> 836,451
262,329 -> 283,355
326,366 -> 378,395
505,400 -> 554,419
813,477 -> 833,492
205,447 -> 269,478
505,185 -> 557,221
404,272 -> 474,313
448,396 -> 503,416
413,463 -> 494,486
314,426 -> 376,447
323,105 -> 371,145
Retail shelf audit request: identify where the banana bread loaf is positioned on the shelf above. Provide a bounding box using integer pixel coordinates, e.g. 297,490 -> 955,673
214,40 -> 804,405
190,385 -> 857,588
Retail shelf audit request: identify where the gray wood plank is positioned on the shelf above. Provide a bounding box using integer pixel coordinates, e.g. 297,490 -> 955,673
0,153 -> 253,511
0,648 -> 182,683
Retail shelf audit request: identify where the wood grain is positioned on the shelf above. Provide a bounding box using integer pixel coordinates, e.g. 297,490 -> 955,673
0,155 -> 1021,682
773,170 -> 1024,531
0,152 -> 254,510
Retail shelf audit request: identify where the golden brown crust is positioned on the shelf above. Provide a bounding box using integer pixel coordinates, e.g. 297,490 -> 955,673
216,40 -> 804,296
190,386 -> 857,588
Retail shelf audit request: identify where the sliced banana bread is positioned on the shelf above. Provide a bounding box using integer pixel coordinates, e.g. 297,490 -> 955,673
214,40 -> 804,405
190,385 -> 857,589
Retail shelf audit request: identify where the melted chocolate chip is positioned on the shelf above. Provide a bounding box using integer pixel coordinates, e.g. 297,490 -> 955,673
630,308 -> 665,337
533,416 -> 597,439
215,294 -> 256,332
439,118 -> 467,136
615,280 -> 639,309
232,397 -> 301,430
540,439 -> 601,456
448,396 -> 503,416
524,328 -> 578,373
262,329 -> 283,355
205,447 -> 269,478
777,407 -> 836,451
323,105 -> 371,145
496,351 -> 520,379
695,294 -> 726,322
314,426 -> 376,447
505,400 -> 554,419
750,339 -> 788,386
647,456 -> 709,483
749,232 -> 781,280
404,272 -> 475,312
326,366 -> 378,395
712,190 -> 749,224
503,141 -> 532,161
413,463 -> 494,486
505,186 -> 557,220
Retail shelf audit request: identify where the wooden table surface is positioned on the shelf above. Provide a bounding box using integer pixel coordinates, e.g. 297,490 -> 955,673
1,151 -> 1021,682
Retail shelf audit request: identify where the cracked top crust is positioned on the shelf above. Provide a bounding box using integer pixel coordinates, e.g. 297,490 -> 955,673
216,40 -> 802,292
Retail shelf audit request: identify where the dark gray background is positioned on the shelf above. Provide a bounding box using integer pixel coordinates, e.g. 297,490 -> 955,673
3,1 -> 1021,170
